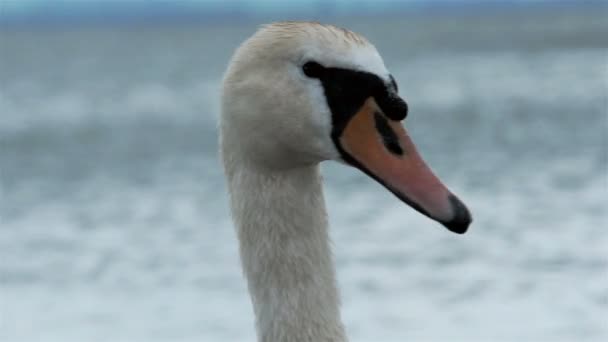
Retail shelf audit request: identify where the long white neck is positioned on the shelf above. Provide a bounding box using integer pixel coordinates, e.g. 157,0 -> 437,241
225,161 -> 346,342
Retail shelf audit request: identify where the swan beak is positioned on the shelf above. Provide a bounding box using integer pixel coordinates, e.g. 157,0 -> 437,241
337,97 -> 472,234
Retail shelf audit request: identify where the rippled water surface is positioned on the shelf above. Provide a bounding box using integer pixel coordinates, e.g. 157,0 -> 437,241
1,7 -> 607,342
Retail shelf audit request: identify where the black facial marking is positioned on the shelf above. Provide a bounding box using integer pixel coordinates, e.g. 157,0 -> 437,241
308,66 -> 375,139
373,111 -> 403,155
305,63 -> 407,140
302,61 -> 324,78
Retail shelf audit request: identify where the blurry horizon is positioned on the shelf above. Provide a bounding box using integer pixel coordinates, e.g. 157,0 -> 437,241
1,0 -> 606,27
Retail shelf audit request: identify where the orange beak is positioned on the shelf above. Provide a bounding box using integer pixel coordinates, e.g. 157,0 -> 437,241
337,97 -> 472,234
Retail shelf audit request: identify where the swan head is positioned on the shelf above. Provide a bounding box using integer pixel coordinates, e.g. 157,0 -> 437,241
221,22 -> 472,234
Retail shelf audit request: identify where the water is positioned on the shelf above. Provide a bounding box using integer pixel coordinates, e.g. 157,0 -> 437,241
1,7 -> 607,341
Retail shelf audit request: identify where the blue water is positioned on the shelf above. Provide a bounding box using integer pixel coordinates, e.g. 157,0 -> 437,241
1,8 -> 607,341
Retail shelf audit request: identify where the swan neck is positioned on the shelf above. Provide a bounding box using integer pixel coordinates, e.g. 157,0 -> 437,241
227,164 -> 346,342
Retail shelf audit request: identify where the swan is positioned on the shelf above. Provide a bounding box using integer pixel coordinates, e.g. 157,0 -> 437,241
220,22 -> 472,342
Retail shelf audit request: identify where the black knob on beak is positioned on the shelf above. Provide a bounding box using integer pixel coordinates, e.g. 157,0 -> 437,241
375,92 -> 408,121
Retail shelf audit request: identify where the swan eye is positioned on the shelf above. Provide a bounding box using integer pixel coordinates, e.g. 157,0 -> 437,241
302,61 -> 324,78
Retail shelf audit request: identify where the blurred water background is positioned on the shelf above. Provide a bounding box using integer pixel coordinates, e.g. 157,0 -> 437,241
1,1 -> 607,341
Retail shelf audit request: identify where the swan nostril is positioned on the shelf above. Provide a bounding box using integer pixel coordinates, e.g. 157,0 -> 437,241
373,111 -> 403,155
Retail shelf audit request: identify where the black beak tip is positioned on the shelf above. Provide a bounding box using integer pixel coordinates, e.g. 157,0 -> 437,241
442,194 -> 472,234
